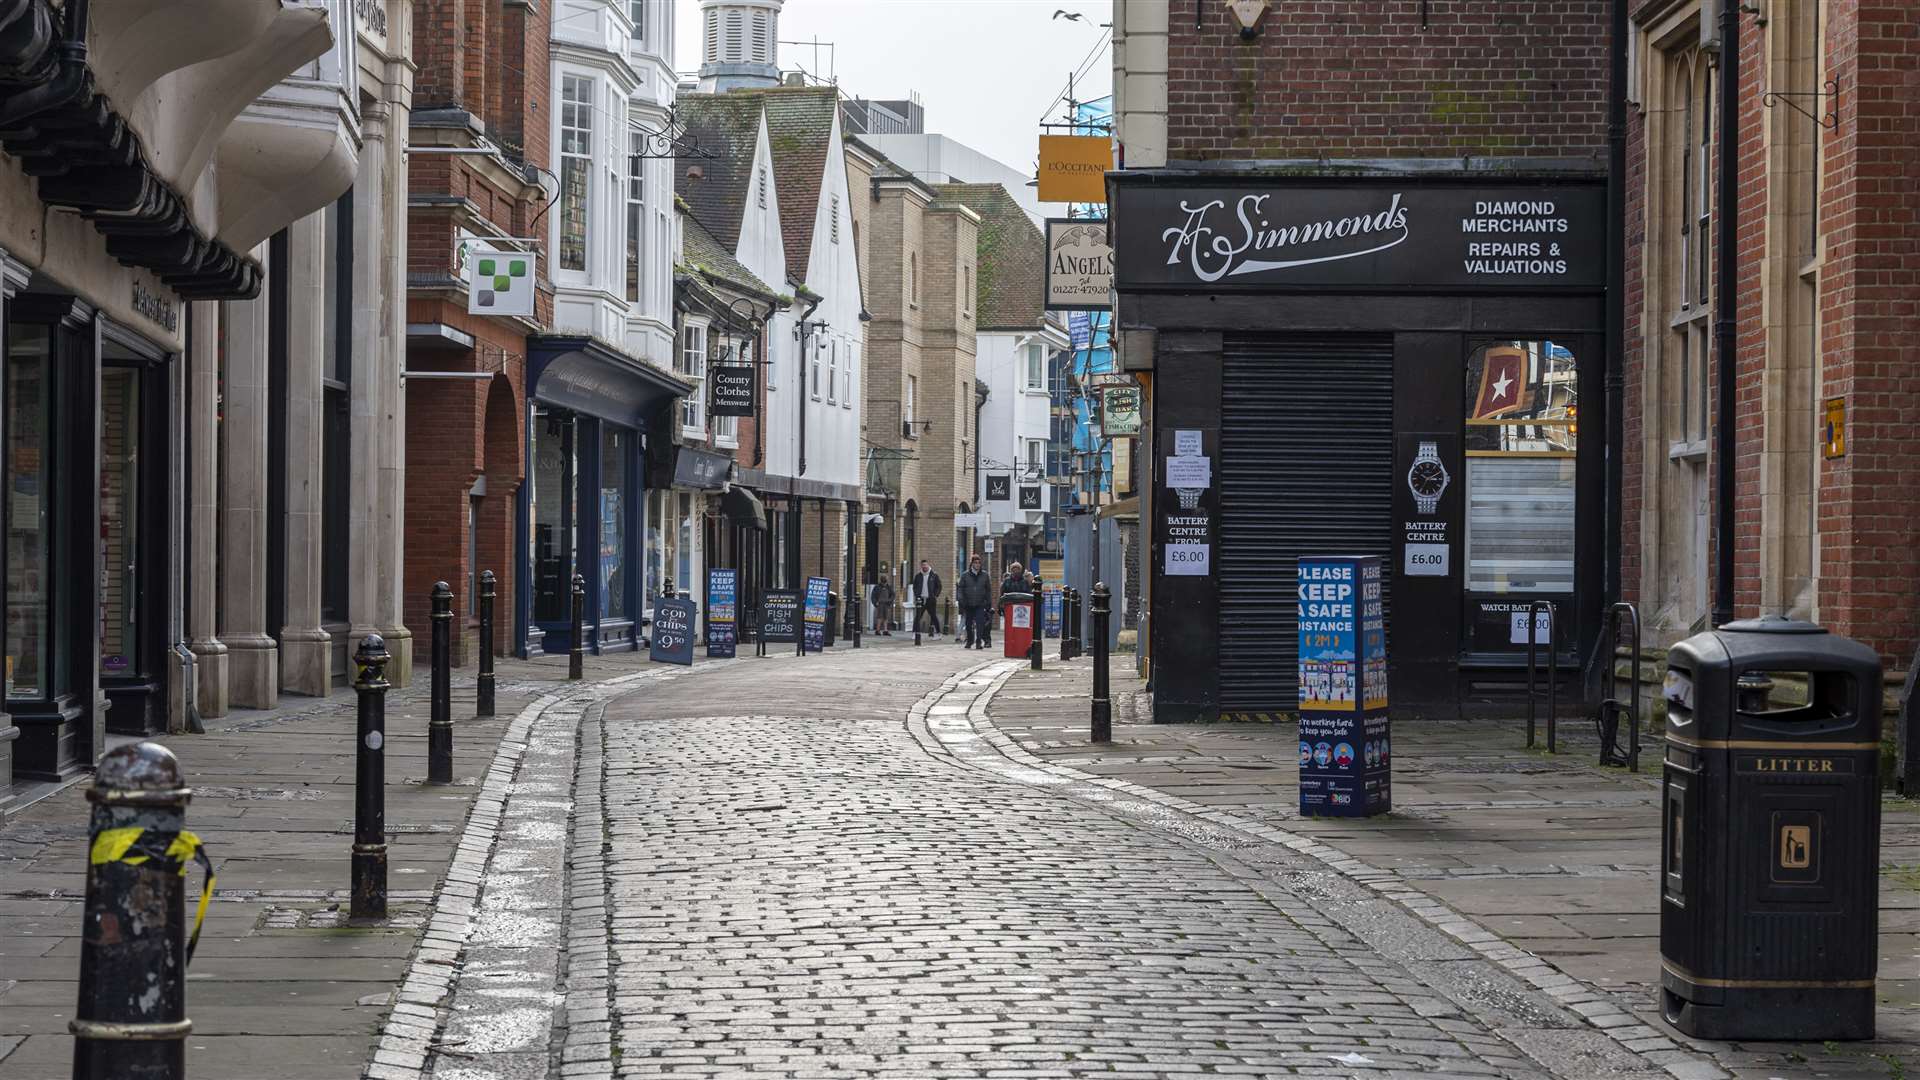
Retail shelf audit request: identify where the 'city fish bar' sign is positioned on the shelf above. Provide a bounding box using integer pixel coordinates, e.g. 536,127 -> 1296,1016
1112,184 -> 1604,291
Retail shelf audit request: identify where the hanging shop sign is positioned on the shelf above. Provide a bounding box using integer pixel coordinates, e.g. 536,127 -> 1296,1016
761,589 -> 799,643
986,474 -> 1012,502
1825,397 -> 1847,459
803,576 -> 830,653
1297,555 -> 1390,818
1098,383 -> 1143,437
465,246 -> 536,317
705,568 -> 737,658
1045,219 -> 1113,310
710,363 -> 756,417
1037,135 -> 1111,203
1018,485 -> 1043,510
649,595 -> 696,666
1112,184 -> 1604,291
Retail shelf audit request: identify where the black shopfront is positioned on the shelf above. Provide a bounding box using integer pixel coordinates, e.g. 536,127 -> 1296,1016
1111,173 -> 1608,721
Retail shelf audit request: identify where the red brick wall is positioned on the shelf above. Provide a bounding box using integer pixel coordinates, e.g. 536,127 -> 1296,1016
1817,0 -> 1920,664
1166,2 -> 1611,162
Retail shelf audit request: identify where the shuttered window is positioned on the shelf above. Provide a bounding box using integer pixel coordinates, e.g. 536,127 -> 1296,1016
1218,335 -> 1394,711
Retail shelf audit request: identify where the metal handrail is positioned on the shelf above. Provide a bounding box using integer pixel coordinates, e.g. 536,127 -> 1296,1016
1600,602 -> 1643,772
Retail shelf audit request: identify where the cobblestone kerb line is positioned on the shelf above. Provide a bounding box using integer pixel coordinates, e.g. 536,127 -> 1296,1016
363,662 -> 733,1080
954,661 -> 1730,1080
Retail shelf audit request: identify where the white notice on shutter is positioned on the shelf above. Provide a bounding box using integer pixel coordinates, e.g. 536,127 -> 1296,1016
1165,544 -> 1210,575
1174,430 -> 1202,456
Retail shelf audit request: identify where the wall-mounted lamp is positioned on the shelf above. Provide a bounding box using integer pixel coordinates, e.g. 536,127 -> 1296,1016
1225,0 -> 1270,39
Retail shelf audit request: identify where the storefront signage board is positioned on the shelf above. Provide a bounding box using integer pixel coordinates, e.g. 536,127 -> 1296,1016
705,568 -> 737,658
986,474 -> 1012,502
1037,135 -> 1110,203
1018,485 -> 1042,510
649,596 -> 696,666
671,447 -> 733,490
1113,184 -> 1604,291
761,589 -> 800,643
1297,555 -> 1390,818
802,577 -> 830,653
1099,384 -> 1142,437
710,364 -> 756,417
1045,219 -> 1113,310
466,247 -> 535,316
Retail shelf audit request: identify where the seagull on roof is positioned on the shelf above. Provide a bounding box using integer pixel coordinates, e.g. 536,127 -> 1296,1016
1052,9 -> 1085,20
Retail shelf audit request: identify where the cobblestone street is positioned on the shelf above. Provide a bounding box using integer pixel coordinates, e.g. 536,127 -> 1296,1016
412,642 -> 1663,1080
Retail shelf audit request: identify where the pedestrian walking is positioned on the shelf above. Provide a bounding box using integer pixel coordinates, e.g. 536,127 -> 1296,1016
998,561 -> 1027,607
956,554 -> 994,649
913,559 -> 943,636
872,569 -> 896,636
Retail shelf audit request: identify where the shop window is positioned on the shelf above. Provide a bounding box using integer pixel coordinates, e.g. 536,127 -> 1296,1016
559,74 -> 594,273
602,427 -> 628,621
100,366 -> 139,676
677,492 -> 694,595
1464,340 -> 1577,595
679,321 -> 706,434
645,487 -> 665,605
7,324 -> 51,699
1026,343 -> 1045,392
531,411 -> 573,622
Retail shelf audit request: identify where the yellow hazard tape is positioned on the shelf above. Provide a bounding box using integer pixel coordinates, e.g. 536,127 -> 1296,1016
89,827 -> 217,964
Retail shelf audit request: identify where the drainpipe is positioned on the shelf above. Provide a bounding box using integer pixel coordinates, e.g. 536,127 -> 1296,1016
1604,0 -> 1626,612
1711,0 -> 1739,629
793,292 -> 822,478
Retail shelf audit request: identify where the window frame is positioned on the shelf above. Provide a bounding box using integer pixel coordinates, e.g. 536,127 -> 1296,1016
626,132 -> 645,303
557,72 -> 596,275
678,319 -> 708,437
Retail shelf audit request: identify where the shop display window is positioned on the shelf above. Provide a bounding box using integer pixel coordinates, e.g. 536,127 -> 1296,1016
6,324 -> 49,699
602,427 -> 628,621
1464,340 -> 1577,594
531,410 -> 573,622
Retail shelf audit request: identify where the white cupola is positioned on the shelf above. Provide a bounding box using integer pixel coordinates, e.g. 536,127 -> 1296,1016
696,0 -> 784,92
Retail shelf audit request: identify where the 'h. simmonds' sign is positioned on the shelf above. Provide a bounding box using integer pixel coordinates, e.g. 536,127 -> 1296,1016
1112,183 -> 1604,291
1044,219 -> 1112,311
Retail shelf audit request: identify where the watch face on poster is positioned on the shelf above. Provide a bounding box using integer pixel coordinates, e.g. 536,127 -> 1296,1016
1408,460 -> 1447,498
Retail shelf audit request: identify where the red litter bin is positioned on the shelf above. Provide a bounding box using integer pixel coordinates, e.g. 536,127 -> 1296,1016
1001,591 -> 1036,659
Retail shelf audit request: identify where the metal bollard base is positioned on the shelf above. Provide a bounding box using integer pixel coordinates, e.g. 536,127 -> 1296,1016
351,844 -> 388,920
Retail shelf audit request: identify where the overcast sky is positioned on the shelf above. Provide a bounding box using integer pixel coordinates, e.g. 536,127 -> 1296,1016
674,0 -> 1113,178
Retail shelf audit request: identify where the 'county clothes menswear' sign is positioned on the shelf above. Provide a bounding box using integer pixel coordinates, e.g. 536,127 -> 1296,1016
1112,184 -> 1603,291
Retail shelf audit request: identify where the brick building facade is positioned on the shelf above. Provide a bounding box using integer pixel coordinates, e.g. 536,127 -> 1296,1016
403,0 -> 555,665
1622,0 -> 1920,669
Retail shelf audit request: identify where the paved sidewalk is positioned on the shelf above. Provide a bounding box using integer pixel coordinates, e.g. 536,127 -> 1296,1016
979,652 -> 1920,1080
0,643 -> 732,1079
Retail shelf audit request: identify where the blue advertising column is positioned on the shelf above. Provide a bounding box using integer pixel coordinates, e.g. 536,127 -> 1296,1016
1298,555 -> 1390,817
706,568 -> 737,658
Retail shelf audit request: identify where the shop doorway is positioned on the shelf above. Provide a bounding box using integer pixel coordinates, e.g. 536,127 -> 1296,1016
1216,334 -> 1395,712
98,348 -> 168,734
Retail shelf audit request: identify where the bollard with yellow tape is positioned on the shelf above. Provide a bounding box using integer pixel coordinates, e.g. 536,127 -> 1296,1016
74,741 -> 211,1080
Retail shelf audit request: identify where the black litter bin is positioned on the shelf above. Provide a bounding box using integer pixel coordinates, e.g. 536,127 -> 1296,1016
1660,616 -> 1883,1041
825,592 -> 839,647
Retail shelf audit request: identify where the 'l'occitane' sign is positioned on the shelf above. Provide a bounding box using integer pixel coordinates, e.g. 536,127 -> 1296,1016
1038,135 -> 1110,204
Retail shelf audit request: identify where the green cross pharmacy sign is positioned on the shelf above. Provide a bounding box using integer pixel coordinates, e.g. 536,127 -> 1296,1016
465,245 -> 535,317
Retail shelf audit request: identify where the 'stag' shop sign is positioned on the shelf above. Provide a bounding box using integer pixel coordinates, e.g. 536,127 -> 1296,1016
1112,184 -> 1604,291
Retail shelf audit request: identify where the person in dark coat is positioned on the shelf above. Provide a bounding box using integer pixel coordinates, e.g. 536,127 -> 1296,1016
998,561 -> 1027,608
955,554 -> 994,649
913,560 -> 943,635
871,567 -> 896,636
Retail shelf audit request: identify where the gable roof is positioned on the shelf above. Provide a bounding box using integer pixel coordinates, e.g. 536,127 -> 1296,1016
674,93 -> 766,248
681,211 -> 777,300
936,183 -> 1044,330
754,85 -> 839,283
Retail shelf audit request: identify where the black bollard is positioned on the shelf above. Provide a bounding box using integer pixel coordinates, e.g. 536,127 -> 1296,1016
843,580 -> 859,647
1068,587 -> 1083,659
73,741 -> 211,1080
1091,583 -> 1112,743
569,573 -> 585,680
352,634 -> 391,920
1059,588 -> 1074,662
429,582 -> 453,785
826,591 -> 839,648
476,570 -> 496,718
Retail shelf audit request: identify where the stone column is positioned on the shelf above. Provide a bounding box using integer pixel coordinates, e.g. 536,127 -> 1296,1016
219,251 -> 278,709
280,212 -> 331,696
187,302 -> 228,717
347,106 -> 386,662
376,88 -> 412,685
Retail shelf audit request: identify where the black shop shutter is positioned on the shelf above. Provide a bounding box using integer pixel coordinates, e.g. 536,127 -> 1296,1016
1218,335 -> 1394,713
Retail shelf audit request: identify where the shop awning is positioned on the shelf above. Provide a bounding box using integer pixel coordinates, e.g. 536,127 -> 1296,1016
527,334 -> 691,428
722,486 -> 767,530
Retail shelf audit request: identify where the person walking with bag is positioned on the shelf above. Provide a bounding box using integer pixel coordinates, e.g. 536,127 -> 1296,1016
913,559 -> 943,636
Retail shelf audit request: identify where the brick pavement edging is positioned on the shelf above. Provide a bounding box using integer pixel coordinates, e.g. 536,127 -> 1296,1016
361,661 -> 724,1080
960,659 -> 1733,1080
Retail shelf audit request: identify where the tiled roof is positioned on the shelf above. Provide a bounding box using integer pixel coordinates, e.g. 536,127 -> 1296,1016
755,86 -> 839,283
681,212 -> 776,299
936,183 -> 1043,330
674,93 -> 765,248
